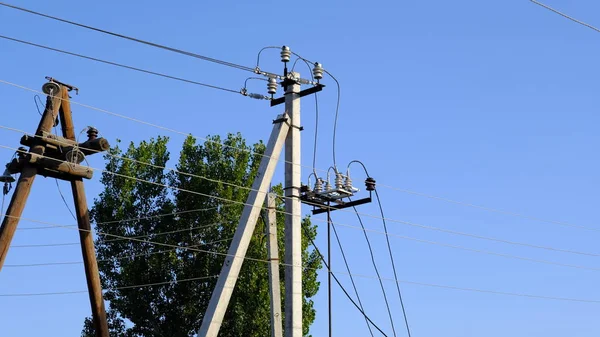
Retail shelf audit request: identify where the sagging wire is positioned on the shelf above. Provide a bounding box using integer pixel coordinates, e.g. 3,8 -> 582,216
240,77 -> 271,100
349,160 -> 412,337
301,221 -> 390,337
330,218 -> 375,336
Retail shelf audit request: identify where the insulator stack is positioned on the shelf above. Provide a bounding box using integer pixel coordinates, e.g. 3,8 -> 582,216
87,127 -> 98,140
335,172 -> 344,190
365,177 -> 376,191
324,180 -> 332,192
312,62 -> 324,80
344,175 -> 353,191
281,46 -> 291,63
314,178 -> 323,193
267,77 -> 278,95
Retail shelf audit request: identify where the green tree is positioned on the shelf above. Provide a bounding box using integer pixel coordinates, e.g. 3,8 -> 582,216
81,133 -> 321,337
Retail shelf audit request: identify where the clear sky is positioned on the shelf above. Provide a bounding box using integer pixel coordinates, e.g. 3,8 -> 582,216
1,0 -> 600,336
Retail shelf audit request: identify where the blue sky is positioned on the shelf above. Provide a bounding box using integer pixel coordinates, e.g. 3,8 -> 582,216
1,0 -> 600,336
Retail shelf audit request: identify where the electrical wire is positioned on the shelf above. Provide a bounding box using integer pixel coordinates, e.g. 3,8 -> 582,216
14,76 -> 595,243
0,274 -> 220,297
12,242 -> 79,248
0,141 -> 598,259
302,222 -> 390,337
13,221 -> 225,247
375,189 -> 411,337
4,212 -> 600,305
326,70 -> 341,170
350,201 -> 397,337
12,191 -> 600,273
6,237 -> 234,268
12,189 -> 600,272
0,34 -> 241,94
350,159 -> 411,337
0,79 -> 330,176
17,117 -> 584,260
330,220 -> 375,336
287,52 -> 340,170
530,0 -> 600,33
5,62 -> 596,237
0,2 -> 256,73
377,184 -> 600,232
333,221 -> 600,272
33,95 -> 43,116
256,46 -> 280,69
292,57 -> 320,175
5,261 -> 600,304
16,205 -> 226,231
55,179 -> 77,221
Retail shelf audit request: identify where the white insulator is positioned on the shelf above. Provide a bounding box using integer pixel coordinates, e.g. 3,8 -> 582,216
344,175 -> 353,191
335,172 -> 344,190
267,77 -> 278,95
324,180 -> 332,192
314,178 -> 323,193
281,46 -> 291,63
313,62 -> 324,80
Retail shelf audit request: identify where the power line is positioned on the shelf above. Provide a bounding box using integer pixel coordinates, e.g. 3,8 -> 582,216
289,52 -> 341,170
0,2 -> 256,73
302,222 -> 390,337
3,74 -> 595,237
530,0 -> 600,33
13,204 -> 600,273
0,79 -> 327,175
0,35 -> 242,94
0,142 -> 598,259
1,80 -> 594,242
4,212 -> 600,305
379,184 -> 600,232
330,219 -> 375,336
374,189 -> 412,337
351,160 -> 410,336
12,222 -> 225,247
55,179 -> 77,221
350,202 -> 397,337
5,237 -> 233,268
12,242 -> 79,248
333,222 -> 600,272
0,274 -> 219,297
16,205 -> 225,231
328,71 -> 341,170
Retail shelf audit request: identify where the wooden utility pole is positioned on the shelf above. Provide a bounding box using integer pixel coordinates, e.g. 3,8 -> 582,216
0,79 -> 110,337
58,87 -> 109,337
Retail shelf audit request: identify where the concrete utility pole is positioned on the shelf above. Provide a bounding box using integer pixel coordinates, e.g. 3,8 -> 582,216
283,74 -> 302,337
198,113 -> 290,336
0,78 -> 110,337
266,193 -> 283,337
198,46 -> 324,337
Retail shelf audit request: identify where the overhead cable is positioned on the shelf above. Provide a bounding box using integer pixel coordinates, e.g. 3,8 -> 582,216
0,35 -> 241,94
2,212 -> 600,305
5,237 -> 233,268
0,2 -> 255,72
530,0 -> 600,33
0,142 -> 598,259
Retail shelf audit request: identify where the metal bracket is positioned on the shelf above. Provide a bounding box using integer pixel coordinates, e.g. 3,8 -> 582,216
272,117 -> 289,124
310,197 -> 372,215
270,84 -> 325,107
45,76 -> 79,95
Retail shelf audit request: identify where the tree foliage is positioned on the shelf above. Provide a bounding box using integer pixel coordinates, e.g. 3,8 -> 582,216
81,133 -> 321,337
